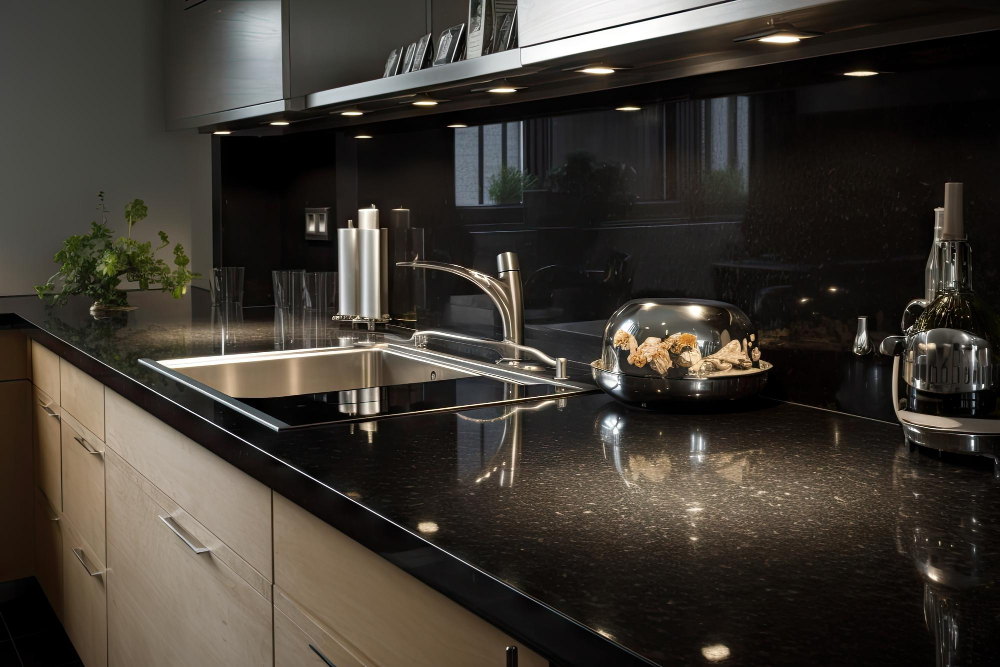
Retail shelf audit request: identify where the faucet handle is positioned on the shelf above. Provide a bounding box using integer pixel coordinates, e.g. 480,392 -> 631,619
497,252 -> 520,274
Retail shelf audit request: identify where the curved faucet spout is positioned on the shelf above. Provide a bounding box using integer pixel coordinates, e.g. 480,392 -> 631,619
397,253 -> 524,345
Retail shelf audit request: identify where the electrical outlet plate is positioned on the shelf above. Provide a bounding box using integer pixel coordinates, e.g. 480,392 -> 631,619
305,207 -> 330,240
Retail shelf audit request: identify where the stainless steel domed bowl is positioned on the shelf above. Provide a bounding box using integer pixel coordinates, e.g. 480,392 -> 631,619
591,299 -> 771,406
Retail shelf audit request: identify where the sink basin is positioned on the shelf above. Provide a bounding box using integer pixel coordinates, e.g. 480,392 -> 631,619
140,342 -> 592,431
151,345 -> 478,399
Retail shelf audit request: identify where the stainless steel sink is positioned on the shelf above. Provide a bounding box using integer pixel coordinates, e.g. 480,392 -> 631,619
140,341 -> 592,431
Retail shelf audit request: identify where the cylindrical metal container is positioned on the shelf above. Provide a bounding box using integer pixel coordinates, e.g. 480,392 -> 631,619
337,223 -> 359,317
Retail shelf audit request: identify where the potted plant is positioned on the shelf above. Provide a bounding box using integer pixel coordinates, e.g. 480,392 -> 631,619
487,166 -> 537,205
35,192 -> 199,313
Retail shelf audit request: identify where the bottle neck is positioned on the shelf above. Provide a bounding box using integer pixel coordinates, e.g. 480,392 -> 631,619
937,239 -> 972,293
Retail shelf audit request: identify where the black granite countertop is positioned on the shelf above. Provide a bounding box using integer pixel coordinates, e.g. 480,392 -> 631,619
3,291 -> 998,666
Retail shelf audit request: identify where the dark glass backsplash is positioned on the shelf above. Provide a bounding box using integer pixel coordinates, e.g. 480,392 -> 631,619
216,33 -> 1000,422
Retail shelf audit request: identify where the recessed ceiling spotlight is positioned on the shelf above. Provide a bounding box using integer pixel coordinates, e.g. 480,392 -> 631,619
411,94 -> 440,107
734,23 -> 822,44
354,134 -> 373,139
616,106 -> 641,112
579,66 -> 617,75
213,130 -> 231,135
447,123 -> 468,128
270,121 -> 290,126
473,78 -> 525,94
843,70 -> 879,77
489,86 -> 518,94
339,107 -> 364,116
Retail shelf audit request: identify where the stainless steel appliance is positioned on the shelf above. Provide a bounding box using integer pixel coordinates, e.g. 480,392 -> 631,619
878,183 -> 1000,466
591,299 -> 770,406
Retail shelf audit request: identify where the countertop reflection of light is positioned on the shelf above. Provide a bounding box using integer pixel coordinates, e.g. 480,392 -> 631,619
417,521 -> 439,534
844,70 -> 879,77
616,105 -> 641,112
702,644 -> 731,662
799,297 -> 811,304
827,286 -> 839,293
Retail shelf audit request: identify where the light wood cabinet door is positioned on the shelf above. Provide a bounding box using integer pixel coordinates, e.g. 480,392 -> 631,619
105,389 -> 272,580
34,487 -> 63,620
106,455 -> 273,667
60,359 -> 105,441
31,339 -> 60,399
33,385 -> 62,511
275,588 -> 370,667
274,494 -> 548,667
0,380 -> 33,582
62,411 -> 107,565
62,516 -> 108,667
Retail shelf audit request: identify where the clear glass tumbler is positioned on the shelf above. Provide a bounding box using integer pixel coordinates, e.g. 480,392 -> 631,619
211,267 -> 245,305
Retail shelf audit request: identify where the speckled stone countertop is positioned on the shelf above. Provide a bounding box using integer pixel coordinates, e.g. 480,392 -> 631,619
3,292 -> 998,666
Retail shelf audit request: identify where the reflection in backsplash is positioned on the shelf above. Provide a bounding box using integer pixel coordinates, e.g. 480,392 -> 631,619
217,33 -> 1000,421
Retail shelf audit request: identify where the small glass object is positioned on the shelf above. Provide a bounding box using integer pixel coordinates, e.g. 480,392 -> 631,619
211,267 -> 245,305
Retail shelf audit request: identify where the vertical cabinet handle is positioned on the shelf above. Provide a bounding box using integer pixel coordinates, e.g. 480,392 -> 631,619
309,644 -> 337,667
506,646 -> 518,667
72,548 -> 103,578
38,399 -> 60,421
159,515 -> 211,554
73,434 -> 103,456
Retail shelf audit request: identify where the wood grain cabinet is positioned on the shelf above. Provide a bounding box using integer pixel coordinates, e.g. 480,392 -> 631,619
33,486 -> 63,619
32,385 -> 62,511
30,338 -> 60,399
275,588 -> 370,667
62,410 -> 107,564
106,452 -> 272,667
274,494 -> 548,667
62,516 -> 107,667
60,359 -> 105,441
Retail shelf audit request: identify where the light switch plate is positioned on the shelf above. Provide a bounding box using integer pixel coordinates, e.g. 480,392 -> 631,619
305,207 -> 330,240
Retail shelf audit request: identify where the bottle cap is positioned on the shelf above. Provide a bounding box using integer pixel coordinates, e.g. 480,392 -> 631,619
942,182 -> 964,240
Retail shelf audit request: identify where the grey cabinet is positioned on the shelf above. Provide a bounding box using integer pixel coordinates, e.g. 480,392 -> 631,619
518,0 -> 727,47
288,0 -> 430,98
165,0 -> 288,127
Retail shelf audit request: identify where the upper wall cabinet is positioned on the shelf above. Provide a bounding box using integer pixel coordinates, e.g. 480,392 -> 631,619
288,0 -> 429,98
165,0 -> 290,128
518,0 -> 725,47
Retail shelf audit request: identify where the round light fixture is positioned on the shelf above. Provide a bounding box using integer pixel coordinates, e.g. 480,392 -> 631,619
447,123 -> 468,128
844,70 -> 879,77
340,107 -> 364,116
270,121 -> 290,126
213,130 -> 231,135
616,106 -> 641,112
758,34 -> 801,44
354,134 -> 373,139
734,23 -> 822,44
411,95 -> 439,107
489,86 -> 518,94
580,66 -> 616,75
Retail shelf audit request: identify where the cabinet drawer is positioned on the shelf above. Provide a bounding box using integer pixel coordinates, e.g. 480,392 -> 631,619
60,359 -> 104,441
105,389 -> 272,579
62,411 -> 107,565
31,339 -> 60,399
62,516 -> 107,667
34,487 -> 63,620
275,591 -> 369,667
274,494 -> 548,667
106,453 -> 272,667
33,385 -> 62,511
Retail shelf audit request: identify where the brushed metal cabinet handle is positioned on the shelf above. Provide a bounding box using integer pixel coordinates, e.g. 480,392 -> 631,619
309,644 -> 336,667
38,400 -> 60,421
72,548 -> 103,578
506,646 -> 518,667
159,515 -> 211,554
73,434 -> 103,456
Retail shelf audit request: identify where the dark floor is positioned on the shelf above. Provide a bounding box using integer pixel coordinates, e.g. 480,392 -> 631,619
0,579 -> 80,667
